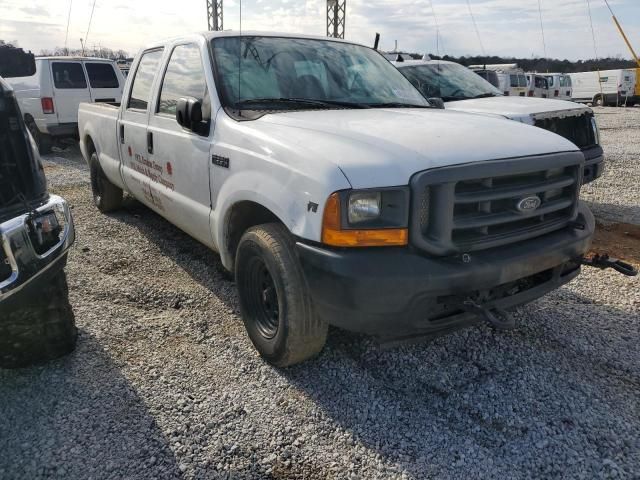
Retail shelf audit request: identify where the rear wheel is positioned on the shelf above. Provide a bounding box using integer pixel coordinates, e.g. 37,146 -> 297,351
0,270 -> 77,369
593,94 -> 604,107
235,223 -> 328,367
90,151 -> 123,212
26,120 -> 52,154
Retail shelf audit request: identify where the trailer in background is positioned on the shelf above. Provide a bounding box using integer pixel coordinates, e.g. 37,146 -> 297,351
570,69 -> 638,106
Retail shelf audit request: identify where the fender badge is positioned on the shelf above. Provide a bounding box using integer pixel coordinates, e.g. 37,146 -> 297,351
516,195 -> 541,213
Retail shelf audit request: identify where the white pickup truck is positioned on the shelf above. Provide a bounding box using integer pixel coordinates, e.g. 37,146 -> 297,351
394,59 -> 605,184
79,32 -> 596,366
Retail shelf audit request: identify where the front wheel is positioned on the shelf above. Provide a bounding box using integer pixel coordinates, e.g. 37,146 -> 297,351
235,223 -> 328,367
27,120 -> 52,154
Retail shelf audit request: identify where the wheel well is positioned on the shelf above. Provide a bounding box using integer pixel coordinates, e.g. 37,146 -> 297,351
85,135 -> 96,156
226,201 -> 283,264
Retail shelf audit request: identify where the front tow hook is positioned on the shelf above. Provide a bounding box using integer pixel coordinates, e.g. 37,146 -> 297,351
581,254 -> 638,277
462,298 -> 516,330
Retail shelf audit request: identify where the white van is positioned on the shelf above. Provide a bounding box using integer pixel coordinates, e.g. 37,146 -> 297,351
5,57 -> 125,153
469,64 -> 527,97
545,73 -> 572,100
570,69 -> 637,106
526,74 -> 549,98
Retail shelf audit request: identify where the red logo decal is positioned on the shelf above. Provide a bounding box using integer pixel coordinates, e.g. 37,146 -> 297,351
166,162 -> 173,175
127,146 -> 132,157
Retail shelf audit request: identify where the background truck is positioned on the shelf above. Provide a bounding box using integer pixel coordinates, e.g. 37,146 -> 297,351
469,63 -> 527,97
394,59 -> 604,184
5,56 -> 125,153
0,45 -> 76,368
570,69 -> 637,106
79,32 -> 596,367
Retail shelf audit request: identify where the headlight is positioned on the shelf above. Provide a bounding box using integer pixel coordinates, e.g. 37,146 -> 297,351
591,116 -> 600,145
348,192 -> 381,224
321,188 -> 410,247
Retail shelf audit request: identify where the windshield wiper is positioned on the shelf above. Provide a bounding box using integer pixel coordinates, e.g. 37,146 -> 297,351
235,98 -> 371,109
368,102 -> 432,108
472,93 -> 499,99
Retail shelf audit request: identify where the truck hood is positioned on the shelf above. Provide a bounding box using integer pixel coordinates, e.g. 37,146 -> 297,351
445,97 -> 591,124
257,108 -> 579,188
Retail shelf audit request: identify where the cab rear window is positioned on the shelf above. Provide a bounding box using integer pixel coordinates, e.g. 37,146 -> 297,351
51,62 -> 87,89
85,63 -> 119,88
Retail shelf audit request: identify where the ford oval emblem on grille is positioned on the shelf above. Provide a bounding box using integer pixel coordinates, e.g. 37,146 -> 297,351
516,195 -> 542,213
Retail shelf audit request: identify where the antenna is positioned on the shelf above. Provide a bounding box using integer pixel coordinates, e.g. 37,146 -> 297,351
64,0 -> 73,54
207,0 -> 223,31
466,0 -> 486,56
537,0 -> 547,59
83,0 -> 97,57
327,0 -> 346,39
427,0 -> 442,57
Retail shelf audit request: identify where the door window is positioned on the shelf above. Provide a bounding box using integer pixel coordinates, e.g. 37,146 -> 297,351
157,43 -> 210,134
51,62 -> 87,89
128,49 -> 164,111
85,63 -> 119,88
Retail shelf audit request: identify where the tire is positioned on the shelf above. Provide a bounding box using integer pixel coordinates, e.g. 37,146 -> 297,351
0,270 -> 77,369
27,120 -> 52,154
90,151 -> 123,212
593,94 -> 603,107
235,223 -> 328,367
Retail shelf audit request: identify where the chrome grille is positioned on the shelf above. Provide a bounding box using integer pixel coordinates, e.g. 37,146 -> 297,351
410,153 -> 583,256
534,113 -> 596,149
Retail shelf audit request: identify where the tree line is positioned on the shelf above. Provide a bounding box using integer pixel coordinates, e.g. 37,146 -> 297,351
421,54 -> 638,73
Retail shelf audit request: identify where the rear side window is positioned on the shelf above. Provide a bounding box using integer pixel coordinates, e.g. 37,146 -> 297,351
157,43 -> 210,134
128,49 -> 164,110
51,62 -> 87,89
85,63 -> 119,88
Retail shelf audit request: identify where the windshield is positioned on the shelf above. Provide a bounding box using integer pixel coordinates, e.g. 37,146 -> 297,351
399,63 -> 503,101
211,36 -> 430,115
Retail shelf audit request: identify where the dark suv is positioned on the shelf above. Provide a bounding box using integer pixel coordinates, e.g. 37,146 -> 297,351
0,45 -> 76,368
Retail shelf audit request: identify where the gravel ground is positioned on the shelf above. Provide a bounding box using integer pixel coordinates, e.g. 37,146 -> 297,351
1,108 -> 639,479
582,106 -> 640,225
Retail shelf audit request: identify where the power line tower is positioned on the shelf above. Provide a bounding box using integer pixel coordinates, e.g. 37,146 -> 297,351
207,0 -> 223,31
327,0 -> 345,39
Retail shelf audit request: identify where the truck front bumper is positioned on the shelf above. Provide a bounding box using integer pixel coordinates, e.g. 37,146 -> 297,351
297,203 -> 594,338
582,145 -> 604,184
0,195 -> 75,302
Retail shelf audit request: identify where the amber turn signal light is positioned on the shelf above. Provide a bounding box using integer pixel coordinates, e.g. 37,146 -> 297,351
321,193 -> 408,247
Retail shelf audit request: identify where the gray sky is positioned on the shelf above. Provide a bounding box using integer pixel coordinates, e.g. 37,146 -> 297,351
1,0 -> 638,60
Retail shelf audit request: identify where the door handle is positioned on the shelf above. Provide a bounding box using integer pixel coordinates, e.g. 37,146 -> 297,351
147,131 -> 153,154
119,124 -> 125,144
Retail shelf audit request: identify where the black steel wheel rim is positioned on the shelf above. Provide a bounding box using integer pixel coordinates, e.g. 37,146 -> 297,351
245,256 -> 280,339
90,161 -> 103,204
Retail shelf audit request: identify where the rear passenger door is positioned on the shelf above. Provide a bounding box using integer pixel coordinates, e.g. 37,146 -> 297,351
84,61 -> 124,103
146,42 -> 214,247
118,48 -> 164,205
50,61 -> 91,124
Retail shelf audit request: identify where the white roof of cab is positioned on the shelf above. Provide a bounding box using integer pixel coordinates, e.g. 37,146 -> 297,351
35,56 -> 115,62
140,30 -> 367,51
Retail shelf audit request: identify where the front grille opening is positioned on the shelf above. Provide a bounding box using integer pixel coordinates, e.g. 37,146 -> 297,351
535,114 -> 596,149
413,159 -> 580,255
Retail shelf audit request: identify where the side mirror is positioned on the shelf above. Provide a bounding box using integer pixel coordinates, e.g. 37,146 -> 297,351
428,97 -> 445,109
176,97 -> 203,130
